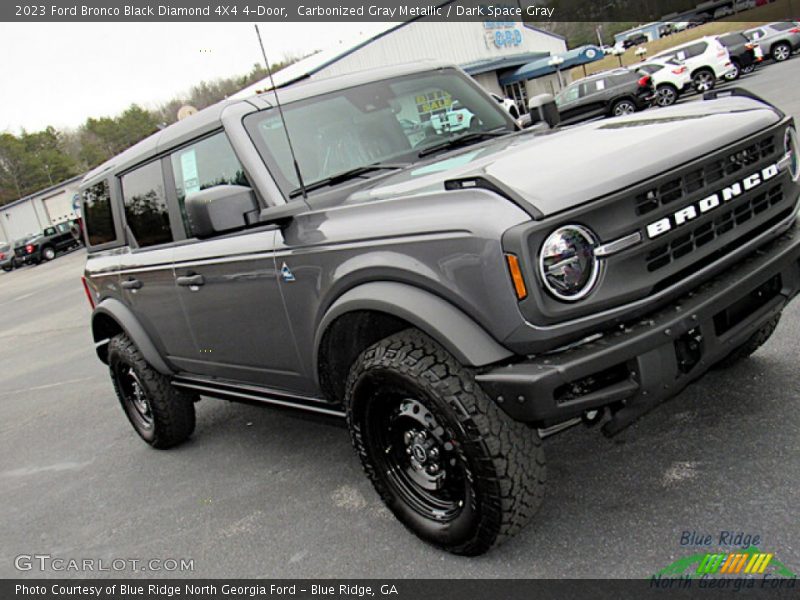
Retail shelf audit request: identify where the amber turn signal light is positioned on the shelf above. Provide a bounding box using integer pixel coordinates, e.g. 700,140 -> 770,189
505,254 -> 528,300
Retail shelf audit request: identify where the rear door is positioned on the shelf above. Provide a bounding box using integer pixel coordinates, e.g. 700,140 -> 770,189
568,78 -> 609,122
557,80 -> 605,123
166,131 -> 308,392
117,159 -> 194,362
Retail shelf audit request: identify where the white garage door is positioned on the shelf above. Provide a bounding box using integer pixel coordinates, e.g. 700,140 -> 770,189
43,190 -> 78,224
1,202 -> 42,241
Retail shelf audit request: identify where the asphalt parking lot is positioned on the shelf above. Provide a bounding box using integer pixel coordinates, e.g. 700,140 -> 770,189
1,57 -> 800,579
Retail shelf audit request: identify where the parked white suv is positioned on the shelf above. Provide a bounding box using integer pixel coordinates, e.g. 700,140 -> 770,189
635,58 -> 692,106
653,36 -> 736,92
489,93 -> 520,119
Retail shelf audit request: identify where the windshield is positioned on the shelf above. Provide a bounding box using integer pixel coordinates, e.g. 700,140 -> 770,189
244,69 -> 513,196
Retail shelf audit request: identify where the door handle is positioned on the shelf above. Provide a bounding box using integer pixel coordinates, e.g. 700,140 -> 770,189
176,274 -> 205,287
121,278 -> 143,290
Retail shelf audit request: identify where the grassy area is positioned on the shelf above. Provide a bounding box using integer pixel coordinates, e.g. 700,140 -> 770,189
568,0 -> 796,80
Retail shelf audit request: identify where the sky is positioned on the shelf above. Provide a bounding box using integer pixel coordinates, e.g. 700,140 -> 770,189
0,22 -> 394,133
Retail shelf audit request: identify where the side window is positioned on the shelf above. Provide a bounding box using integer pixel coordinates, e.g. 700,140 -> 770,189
121,161 -> 173,248
82,180 -> 116,246
559,84 -> 580,103
44,227 -> 56,236
687,42 -> 707,58
170,132 -> 248,236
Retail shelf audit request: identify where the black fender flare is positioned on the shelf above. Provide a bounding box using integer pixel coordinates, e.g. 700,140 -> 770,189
91,298 -> 174,375
313,282 -> 513,376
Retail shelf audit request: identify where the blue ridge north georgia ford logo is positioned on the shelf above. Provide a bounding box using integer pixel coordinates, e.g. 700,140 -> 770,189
646,163 -> 780,239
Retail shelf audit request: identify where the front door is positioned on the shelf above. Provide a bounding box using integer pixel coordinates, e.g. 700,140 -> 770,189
170,228 -> 309,393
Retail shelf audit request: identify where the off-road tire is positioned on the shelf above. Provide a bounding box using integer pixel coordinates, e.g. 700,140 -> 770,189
716,314 -> 781,368
345,329 -> 545,556
108,333 -> 196,448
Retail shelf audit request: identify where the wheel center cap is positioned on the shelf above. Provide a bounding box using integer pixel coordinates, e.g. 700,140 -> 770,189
411,444 -> 427,463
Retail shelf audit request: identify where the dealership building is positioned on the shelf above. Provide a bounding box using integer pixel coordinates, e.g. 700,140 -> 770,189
235,20 -> 581,113
0,175 -> 82,243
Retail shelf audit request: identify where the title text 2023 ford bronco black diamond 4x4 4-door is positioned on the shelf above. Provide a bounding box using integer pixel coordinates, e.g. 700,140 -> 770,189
81,63 -> 800,556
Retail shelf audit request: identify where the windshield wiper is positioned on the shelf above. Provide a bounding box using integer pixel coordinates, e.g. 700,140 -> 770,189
417,129 -> 509,158
288,163 -> 407,198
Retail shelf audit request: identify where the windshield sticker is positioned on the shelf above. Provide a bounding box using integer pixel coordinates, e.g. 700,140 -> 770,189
180,149 -> 200,195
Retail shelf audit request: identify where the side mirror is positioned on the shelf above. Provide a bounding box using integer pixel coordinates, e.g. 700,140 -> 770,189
528,94 -> 561,130
185,185 -> 259,239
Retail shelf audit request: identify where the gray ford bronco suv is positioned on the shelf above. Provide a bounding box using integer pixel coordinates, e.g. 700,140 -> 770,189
81,62 -> 800,555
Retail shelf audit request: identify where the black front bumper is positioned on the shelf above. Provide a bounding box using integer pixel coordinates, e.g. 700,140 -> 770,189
477,223 -> 800,433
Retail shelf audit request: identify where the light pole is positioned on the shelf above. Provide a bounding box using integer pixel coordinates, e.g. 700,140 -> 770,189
635,47 -> 648,62
549,55 -> 565,90
612,47 -> 625,68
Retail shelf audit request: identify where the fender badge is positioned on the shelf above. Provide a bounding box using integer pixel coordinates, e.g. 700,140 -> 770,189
280,262 -> 296,282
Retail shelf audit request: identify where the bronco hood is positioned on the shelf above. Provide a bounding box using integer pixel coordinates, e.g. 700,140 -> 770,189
347,97 -> 784,217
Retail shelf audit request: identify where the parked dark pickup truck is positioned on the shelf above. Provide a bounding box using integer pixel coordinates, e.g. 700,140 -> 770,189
14,220 -> 82,266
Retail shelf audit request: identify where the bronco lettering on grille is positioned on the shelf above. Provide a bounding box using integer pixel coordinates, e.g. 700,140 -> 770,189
646,163 -> 780,239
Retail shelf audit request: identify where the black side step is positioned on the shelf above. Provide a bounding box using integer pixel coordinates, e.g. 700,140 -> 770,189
171,376 -> 345,418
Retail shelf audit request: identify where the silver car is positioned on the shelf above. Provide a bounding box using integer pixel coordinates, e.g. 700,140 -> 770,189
744,22 -> 800,62
0,242 -> 13,272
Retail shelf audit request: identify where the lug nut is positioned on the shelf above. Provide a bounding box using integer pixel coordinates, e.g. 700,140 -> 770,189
427,464 -> 438,474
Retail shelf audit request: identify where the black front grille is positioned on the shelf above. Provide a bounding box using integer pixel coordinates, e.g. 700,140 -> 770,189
635,135 -> 777,216
645,184 -> 786,272
511,122 -> 793,327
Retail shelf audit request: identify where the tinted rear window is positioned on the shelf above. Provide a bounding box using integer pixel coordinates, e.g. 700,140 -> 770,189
719,33 -> 747,46
82,180 -> 117,246
121,161 -> 173,248
639,64 -> 663,74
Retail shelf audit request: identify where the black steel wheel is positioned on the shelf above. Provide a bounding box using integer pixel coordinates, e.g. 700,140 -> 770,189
346,329 -> 545,556
364,393 -> 471,525
114,363 -> 154,432
108,333 -> 196,448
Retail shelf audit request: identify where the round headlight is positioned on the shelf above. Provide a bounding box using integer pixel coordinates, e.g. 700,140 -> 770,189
539,225 -> 599,301
785,127 -> 800,182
